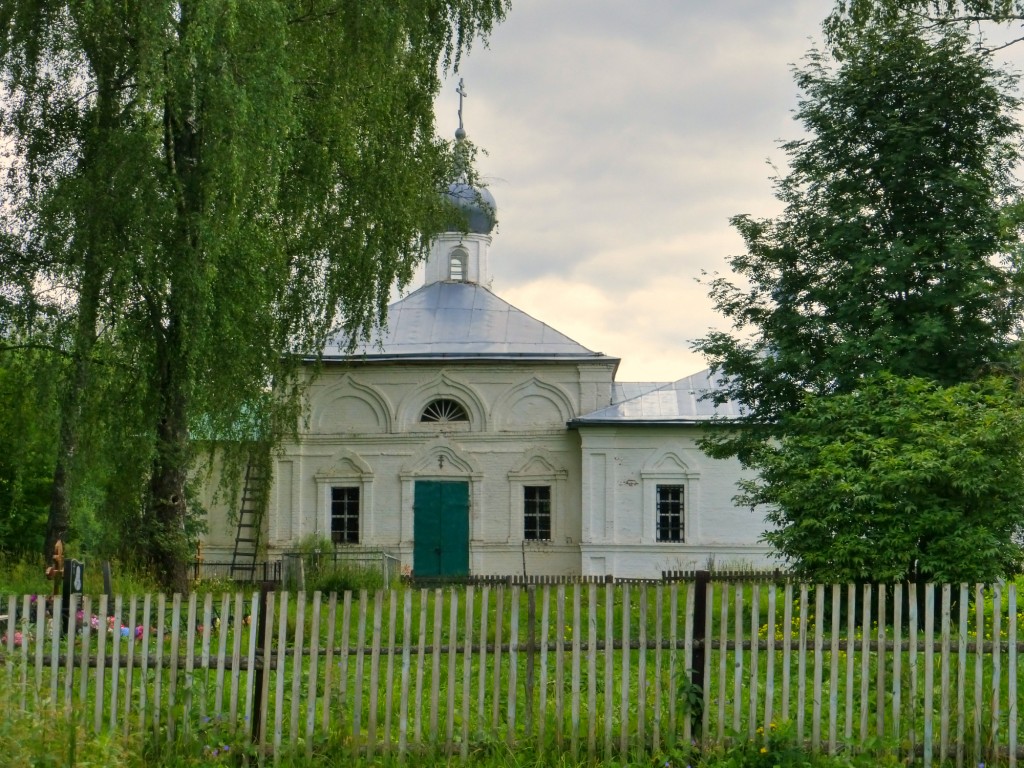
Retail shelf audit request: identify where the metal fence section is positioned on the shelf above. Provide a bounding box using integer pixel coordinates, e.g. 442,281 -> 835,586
190,559 -> 282,584
280,548 -> 400,590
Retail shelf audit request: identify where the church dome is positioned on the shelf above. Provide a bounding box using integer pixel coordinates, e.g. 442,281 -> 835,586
445,182 -> 497,235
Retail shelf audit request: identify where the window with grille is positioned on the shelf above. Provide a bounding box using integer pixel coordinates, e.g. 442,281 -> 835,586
420,398 -> 468,423
656,484 -> 684,542
331,487 -> 360,544
524,485 -> 551,541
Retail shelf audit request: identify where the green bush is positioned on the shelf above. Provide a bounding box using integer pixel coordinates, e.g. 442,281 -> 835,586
307,562 -> 386,594
287,534 -> 390,594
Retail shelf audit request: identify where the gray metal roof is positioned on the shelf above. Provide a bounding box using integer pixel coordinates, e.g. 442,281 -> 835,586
612,381 -> 668,404
574,369 -> 745,425
323,281 -> 617,363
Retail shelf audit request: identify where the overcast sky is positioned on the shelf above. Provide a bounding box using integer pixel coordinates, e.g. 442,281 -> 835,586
423,0 -> 837,382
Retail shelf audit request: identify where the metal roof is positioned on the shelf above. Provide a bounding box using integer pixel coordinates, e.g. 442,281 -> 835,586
612,381 -> 668,403
574,369 -> 745,425
323,281 -> 617,363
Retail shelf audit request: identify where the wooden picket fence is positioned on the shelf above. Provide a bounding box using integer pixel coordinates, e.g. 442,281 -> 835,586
2,578 -> 1023,765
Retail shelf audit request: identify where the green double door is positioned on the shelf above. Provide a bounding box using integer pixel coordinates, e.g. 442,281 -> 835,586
413,481 -> 469,577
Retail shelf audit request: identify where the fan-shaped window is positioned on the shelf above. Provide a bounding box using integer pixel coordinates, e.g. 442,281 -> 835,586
421,398 -> 468,423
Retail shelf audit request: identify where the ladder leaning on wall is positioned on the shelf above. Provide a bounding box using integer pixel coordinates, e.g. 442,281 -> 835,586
230,452 -> 270,581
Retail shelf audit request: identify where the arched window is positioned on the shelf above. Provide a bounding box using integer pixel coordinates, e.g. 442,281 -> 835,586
421,398 -> 468,423
448,248 -> 467,281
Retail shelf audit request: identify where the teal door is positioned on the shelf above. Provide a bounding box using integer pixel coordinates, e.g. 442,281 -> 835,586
413,481 -> 469,577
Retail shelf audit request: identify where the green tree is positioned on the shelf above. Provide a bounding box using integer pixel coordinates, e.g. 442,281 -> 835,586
693,19 -> 1024,582
694,19 -> 1024,462
828,1 -> 1024,46
753,375 -> 1024,583
0,346 -> 60,557
1,1 -> 507,591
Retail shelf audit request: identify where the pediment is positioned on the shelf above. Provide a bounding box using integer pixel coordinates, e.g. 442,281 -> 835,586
315,449 -> 373,479
642,449 -> 698,477
401,440 -> 480,477
508,450 -> 568,480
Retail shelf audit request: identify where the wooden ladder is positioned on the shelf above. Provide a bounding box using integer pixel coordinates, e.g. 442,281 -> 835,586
230,456 -> 268,581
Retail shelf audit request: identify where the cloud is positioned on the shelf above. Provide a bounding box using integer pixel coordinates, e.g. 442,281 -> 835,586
434,0 -> 837,380
502,271 -> 718,382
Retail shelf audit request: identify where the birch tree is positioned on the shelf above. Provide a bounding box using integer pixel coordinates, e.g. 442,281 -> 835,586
1,0 -> 507,591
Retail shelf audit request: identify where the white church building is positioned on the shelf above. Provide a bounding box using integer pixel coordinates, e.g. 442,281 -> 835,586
200,142 -> 771,580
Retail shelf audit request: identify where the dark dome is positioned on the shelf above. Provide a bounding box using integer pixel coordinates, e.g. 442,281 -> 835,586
445,182 -> 497,235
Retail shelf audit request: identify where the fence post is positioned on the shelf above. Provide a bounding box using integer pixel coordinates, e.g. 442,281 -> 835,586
692,573 -> 708,696
251,583 -> 272,744
525,585 -> 536,731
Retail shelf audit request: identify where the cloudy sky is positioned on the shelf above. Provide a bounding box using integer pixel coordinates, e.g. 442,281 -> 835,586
423,0 -> 837,382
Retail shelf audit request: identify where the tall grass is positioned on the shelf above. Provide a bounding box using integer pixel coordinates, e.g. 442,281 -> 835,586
0,703 -> 927,766
0,552 -> 161,597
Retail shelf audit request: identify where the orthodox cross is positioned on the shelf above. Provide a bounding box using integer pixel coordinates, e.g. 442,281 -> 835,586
455,78 -> 467,139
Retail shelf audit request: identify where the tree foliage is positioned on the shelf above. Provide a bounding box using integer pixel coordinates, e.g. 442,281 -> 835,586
753,375 -> 1024,583
0,0 -> 507,589
694,19 -> 1024,462
694,18 -> 1024,583
0,347 -> 59,556
828,1 -> 1024,49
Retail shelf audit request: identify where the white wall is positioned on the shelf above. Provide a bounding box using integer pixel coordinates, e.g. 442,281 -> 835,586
578,425 -> 773,578
200,362 -> 777,580
252,359 -> 617,576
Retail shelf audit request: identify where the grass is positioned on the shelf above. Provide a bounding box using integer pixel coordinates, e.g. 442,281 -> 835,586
4,566 -> 1024,765
0,704 -> 924,767
0,551 -> 163,597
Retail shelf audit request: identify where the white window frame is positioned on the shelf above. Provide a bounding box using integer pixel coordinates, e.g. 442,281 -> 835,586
640,466 -> 698,544
508,464 -> 568,544
523,485 -> 553,542
654,484 -> 685,543
315,471 -> 373,544
329,486 -> 361,544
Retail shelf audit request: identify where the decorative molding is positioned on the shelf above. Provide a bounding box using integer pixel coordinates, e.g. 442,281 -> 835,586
310,375 -> 393,434
396,373 -> 488,431
493,377 -> 576,429
400,439 -> 481,478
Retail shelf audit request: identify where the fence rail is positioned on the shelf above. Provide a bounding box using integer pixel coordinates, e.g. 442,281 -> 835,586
2,578 -> 1022,765
189,559 -> 282,583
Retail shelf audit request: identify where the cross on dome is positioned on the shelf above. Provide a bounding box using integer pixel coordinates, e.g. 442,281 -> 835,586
455,78 -> 467,141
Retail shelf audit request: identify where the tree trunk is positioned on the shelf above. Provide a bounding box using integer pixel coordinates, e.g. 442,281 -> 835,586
147,341 -> 191,595
145,29 -> 203,595
44,66 -> 116,561
44,256 -> 101,559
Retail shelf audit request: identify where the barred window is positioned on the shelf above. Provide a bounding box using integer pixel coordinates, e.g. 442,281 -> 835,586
656,485 -> 684,542
524,485 -> 552,541
331,487 -> 360,544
